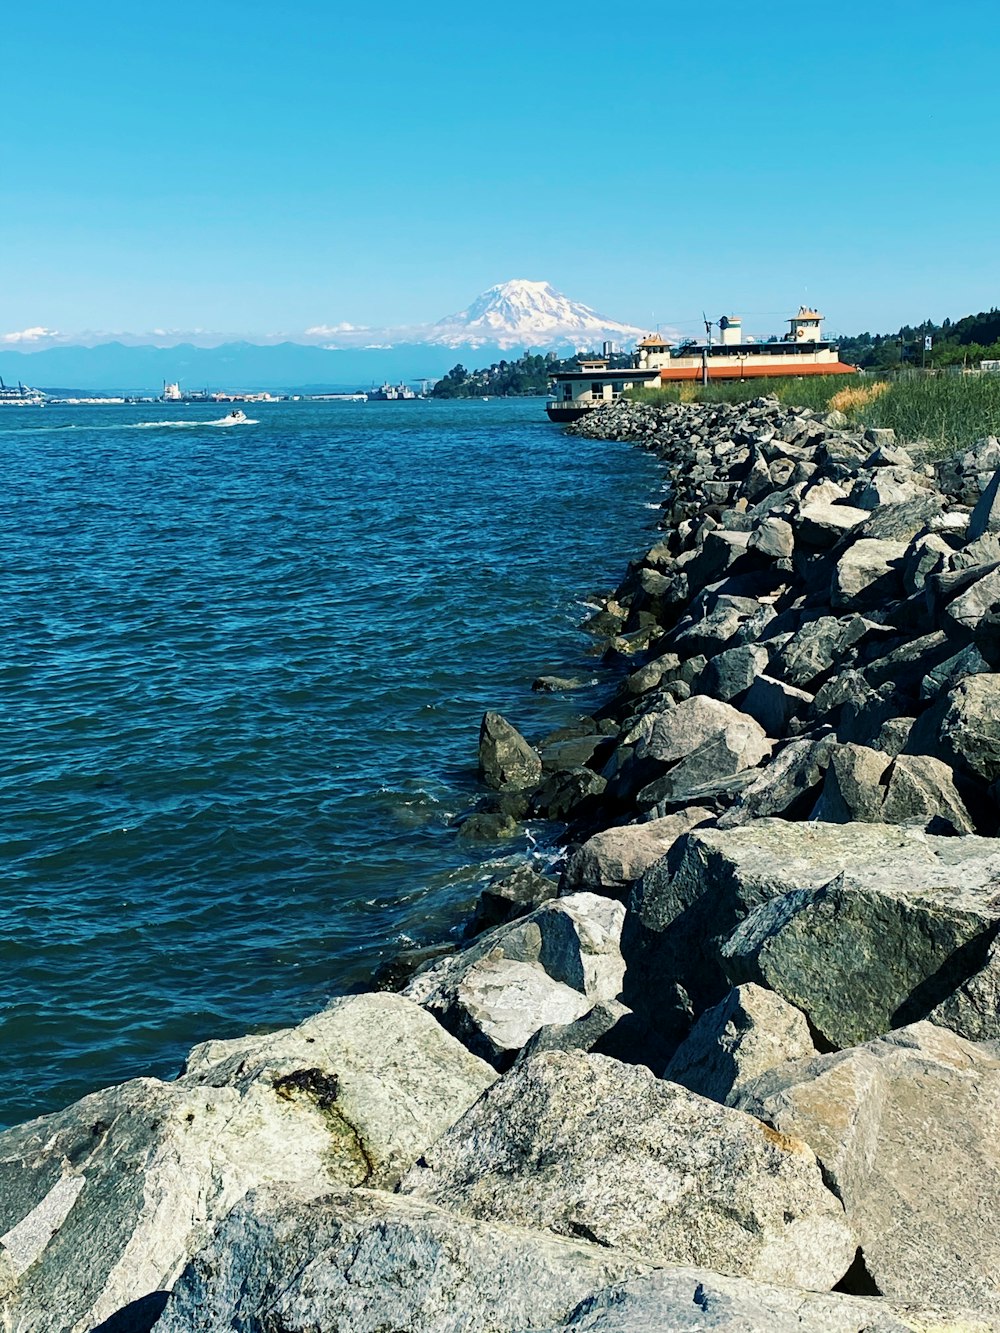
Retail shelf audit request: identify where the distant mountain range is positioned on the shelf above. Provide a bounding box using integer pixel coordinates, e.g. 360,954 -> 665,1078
0,281 -> 651,393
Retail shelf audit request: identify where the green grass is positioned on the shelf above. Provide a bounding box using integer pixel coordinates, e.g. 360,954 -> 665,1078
853,374 -> 1000,455
627,377 -> 850,413
626,372 -> 1000,454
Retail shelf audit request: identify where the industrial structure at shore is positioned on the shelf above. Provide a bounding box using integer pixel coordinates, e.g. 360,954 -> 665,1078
546,307 -> 857,422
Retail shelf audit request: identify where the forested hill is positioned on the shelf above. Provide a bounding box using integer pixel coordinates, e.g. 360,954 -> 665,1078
430,350 -> 633,398
838,308 -> 1000,370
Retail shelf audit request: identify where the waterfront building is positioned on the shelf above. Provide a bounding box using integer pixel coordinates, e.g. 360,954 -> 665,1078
0,377 -> 46,405
547,307 -> 856,422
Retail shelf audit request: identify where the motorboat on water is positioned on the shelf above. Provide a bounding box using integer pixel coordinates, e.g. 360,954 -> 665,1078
224,409 -> 248,423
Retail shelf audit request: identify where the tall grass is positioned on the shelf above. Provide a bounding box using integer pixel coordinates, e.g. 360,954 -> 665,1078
626,372 -> 1000,454
855,374 -> 1000,454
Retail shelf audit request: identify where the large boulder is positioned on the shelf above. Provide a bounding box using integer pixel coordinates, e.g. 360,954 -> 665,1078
158,1184 -> 651,1333
720,872 -> 1000,1048
478,711 -> 542,791
0,994 -> 495,1332
906,674 -> 1000,784
717,735 -> 835,827
560,808 -> 713,898
736,1022 -> 1000,1313
611,696 -> 770,803
399,1051 -> 856,1291
830,539 -> 907,610
664,984 -> 816,1105
545,1267 -> 999,1332
404,894 -> 626,1065
623,820 -> 1000,1034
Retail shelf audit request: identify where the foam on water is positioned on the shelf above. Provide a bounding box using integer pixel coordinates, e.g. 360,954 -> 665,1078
0,398 -> 661,1125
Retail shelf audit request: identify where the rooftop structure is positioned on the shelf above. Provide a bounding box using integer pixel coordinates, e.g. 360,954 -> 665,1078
547,306 -> 855,422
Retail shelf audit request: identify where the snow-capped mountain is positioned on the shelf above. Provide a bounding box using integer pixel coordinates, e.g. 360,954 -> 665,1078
426,279 -> 646,350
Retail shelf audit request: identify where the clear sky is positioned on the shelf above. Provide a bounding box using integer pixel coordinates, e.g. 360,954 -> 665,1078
5,0 -> 1000,343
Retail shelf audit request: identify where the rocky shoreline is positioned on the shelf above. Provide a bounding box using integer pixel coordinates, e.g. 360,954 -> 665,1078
5,395 -> 1000,1330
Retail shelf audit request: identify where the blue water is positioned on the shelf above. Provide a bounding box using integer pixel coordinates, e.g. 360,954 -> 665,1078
0,398 -> 661,1126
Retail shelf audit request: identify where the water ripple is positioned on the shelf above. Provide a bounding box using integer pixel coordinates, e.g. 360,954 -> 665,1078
0,398 -> 661,1125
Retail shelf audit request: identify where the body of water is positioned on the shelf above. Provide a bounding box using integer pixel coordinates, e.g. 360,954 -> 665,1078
0,397 -> 661,1125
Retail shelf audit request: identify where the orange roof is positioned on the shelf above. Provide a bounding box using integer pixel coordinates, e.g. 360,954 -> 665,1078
638,332 -> 671,346
659,361 -> 856,383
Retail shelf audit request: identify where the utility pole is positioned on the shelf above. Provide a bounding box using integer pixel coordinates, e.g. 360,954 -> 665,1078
702,312 -> 712,387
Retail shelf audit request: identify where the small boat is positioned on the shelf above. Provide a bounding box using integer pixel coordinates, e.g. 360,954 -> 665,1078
224,409 -> 248,423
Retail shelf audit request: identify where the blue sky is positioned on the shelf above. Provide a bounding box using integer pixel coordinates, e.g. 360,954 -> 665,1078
4,0 -> 1000,342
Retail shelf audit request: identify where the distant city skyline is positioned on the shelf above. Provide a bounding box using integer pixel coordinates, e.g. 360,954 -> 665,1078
5,0 -> 1000,344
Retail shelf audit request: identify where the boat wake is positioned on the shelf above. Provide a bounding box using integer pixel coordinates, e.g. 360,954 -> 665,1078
131,417 -> 259,429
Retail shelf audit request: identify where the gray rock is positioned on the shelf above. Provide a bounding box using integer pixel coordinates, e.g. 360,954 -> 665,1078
626,820 -> 1000,1030
560,808 -> 714,898
831,539 -> 907,610
0,994 -> 496,1332
478,712 -> 542,792
735,1022 -> 1000,1314
864,426 -> 898,448
930,936 -> 1000,1041
941,563 -> 1000,637
159,1184 -> 650,1333
405,894 -> 626,1065
902,531 -> 950,595
717,735 -> 836,826
669,594 -> 763,657
810,743 -> 890,822
614,695 -> 770,802
879,752 -> 975,834
855,492 -> 944,543
874,715 -> 914,757
664,984 -> 816,1105
721,873 -> 1000,1048
530,767 -> 607,821
621,695 -> 766,769
906,674 -> 1000,783
740,674 -> 813,737
635,728 -> 771,811
546,1267 -> 997,1332
515,999 -> 647,1065
399,1052 -> 856,1290
539,734 -> 607,772
968,466 -> 1000,540
748,516 -> 794,559
697,643 -> 769,702
849,468 -> 927,512
795,502 -> 869,549
468,866 -> 559,936
775,616 -> 858,689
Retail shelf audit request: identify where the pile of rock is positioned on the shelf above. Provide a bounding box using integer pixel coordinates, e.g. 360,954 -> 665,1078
3,395 -> 1000,1330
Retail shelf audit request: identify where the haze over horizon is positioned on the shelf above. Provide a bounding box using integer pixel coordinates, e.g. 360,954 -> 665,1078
5,0 -> 1000,346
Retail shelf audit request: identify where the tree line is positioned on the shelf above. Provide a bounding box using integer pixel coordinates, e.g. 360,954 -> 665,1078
837,309 -> 1000,371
